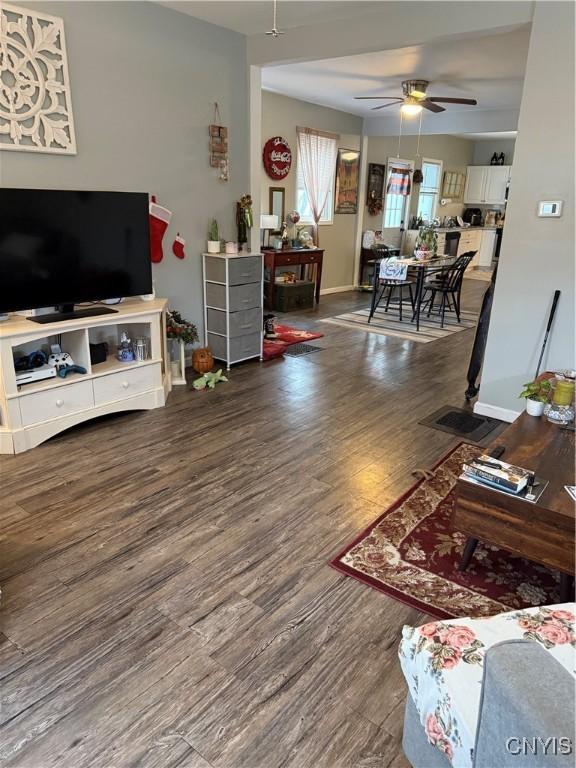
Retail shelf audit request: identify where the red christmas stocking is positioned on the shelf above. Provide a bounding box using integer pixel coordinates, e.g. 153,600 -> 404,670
149,196 -> 172,263
172,233 -> 186,259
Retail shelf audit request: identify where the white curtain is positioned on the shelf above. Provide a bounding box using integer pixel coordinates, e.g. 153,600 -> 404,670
297,127 -> 339,244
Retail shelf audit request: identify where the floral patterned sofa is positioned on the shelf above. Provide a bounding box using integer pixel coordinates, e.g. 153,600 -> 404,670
399,603 -> 575,767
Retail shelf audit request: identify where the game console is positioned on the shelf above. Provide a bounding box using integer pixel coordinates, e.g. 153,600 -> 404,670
15,364 -> 57,385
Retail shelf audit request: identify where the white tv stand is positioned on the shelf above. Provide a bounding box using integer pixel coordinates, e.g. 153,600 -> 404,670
0,299 -> 171,454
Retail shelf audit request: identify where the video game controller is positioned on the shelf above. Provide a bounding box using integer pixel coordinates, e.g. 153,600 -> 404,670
48,351 -> 87,378
48,351 -> 74,371
57,364 -> 87,379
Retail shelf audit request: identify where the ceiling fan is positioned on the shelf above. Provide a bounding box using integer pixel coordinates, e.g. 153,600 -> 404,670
355,79 -> 477,114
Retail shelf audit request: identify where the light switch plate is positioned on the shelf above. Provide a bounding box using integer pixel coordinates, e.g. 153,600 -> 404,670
538,200 -> 563,217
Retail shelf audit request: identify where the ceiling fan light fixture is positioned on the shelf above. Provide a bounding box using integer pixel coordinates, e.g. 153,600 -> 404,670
403,79 -> 429,99
401,98 -> 423,116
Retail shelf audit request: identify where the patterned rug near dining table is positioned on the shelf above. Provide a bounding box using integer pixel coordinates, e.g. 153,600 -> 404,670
320,305 -> 477,343
330,443 -> 561,619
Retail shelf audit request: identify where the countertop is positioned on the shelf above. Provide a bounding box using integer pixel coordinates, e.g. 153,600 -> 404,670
407,225 -> 502,233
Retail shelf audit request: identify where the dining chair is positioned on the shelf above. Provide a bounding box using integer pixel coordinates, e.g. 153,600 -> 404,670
421,251 -> 476,327
368,245 -> 415,323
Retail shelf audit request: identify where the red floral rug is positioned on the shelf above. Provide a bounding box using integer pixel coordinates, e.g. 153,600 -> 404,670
263,324 -> 323,361
330,443 -> 562,619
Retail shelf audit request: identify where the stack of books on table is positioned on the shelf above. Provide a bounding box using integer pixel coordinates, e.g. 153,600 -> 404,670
461,455 -> 532,495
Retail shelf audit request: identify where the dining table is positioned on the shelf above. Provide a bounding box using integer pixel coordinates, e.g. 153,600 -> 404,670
370,253 -> 458,332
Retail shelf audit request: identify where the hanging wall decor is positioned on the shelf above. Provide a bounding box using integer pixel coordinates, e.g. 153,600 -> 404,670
0,3 -> 76,154
262,136 -> 292,180
366,163 -> 385,216
209,102 -> 228,181
334,148 -> 360,214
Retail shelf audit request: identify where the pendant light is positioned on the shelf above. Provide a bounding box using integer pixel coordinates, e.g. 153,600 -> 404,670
265,0 -> 284,37
412,111 -> 424,184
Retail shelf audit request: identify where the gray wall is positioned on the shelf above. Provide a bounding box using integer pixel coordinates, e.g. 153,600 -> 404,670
478,1 -> 575,416
472,139 -> 516,166
363,134 -> 474,231
261,91 -> 362,290
0,2 -> 249,337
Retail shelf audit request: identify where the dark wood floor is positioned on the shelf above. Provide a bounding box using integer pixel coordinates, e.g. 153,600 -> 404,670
0,282 -> 491,768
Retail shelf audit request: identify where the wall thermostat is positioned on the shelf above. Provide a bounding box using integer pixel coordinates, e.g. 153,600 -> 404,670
538,200 -> 563,217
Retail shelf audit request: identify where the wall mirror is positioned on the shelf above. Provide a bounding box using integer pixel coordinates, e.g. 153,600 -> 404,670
269,187 -> 285,233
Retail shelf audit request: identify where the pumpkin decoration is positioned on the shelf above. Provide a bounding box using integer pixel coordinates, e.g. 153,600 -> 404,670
192,347 -> 214,374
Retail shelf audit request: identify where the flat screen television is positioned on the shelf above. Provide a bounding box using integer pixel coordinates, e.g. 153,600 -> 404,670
0,188 -> 152,321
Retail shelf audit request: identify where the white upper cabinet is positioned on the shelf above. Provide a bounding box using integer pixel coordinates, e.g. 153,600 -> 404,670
464,167 -> 487,204
484,166 -> 510,203
464,165 -> 510,204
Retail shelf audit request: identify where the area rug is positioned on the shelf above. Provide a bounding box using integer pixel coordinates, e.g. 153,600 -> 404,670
320,306 -> 477,343
330,443 -> 561,619
262,324 -> 323,361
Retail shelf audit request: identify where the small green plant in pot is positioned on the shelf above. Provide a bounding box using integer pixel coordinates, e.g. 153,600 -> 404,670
519,378 -> 552,417
207,219 -> 220,253
415,226 -> 438,259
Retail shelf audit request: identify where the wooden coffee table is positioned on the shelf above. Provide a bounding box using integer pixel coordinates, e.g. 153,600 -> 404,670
452,412 -> 575,601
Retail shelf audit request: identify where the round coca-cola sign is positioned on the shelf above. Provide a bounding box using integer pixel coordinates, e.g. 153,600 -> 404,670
263,136 -> 292,180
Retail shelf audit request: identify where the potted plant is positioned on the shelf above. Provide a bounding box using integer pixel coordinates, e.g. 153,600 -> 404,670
207,219 -> 220,254
166,309 -> 198,385
415,226 -> 438,259
519,378 -> 552,416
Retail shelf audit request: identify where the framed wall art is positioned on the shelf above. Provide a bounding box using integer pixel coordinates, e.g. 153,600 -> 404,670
334,148 -> 360,214
442,171 -> 465,201
366,162 -> 385,216
0,3 -> 76,154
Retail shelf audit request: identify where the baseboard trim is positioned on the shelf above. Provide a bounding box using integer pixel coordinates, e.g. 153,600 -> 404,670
474,401 -> 521,423
320,285 -> 356,296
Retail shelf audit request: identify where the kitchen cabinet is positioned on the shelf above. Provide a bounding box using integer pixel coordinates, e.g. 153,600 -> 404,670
464,165 -> 510,204
477,229 -> 498,267
484,167 -> 510,204
457,229 -> 482,268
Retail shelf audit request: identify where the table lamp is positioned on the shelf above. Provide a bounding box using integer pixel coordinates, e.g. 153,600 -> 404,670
260,214 -> 279,248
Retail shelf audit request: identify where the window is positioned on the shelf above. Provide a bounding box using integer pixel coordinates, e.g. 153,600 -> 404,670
417,159 -> 443,223
295,129 -> 337,225
383,160 -> 412,229
296,163 -> 333,224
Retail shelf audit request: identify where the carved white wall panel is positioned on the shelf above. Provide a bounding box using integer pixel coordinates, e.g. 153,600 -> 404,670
0,3 -> 76,153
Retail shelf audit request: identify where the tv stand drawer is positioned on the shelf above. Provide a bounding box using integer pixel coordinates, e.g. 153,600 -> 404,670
19,380 -> 94,427
93,363 -> 162,405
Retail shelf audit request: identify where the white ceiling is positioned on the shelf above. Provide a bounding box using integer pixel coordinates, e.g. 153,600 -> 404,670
455,131 -> 518,141
262,25 -> 531,117
159,1 -> 383,36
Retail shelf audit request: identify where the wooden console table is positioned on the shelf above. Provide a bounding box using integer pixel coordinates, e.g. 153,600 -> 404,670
452,411 -> 575,599
262,248 -> 324,309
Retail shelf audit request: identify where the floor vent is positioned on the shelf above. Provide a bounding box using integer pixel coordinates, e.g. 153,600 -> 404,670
419,405 -> 503,441
283,343 -> 324,357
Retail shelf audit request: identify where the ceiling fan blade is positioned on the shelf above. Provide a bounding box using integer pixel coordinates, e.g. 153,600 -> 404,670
371,102 -> 403,111
428,97 -> 478,105
421,100 -> 445,113
354,96 -> 403,101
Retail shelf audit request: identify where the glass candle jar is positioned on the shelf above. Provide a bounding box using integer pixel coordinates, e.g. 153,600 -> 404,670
552,379 -> 575,406
546,377 -> 575,425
